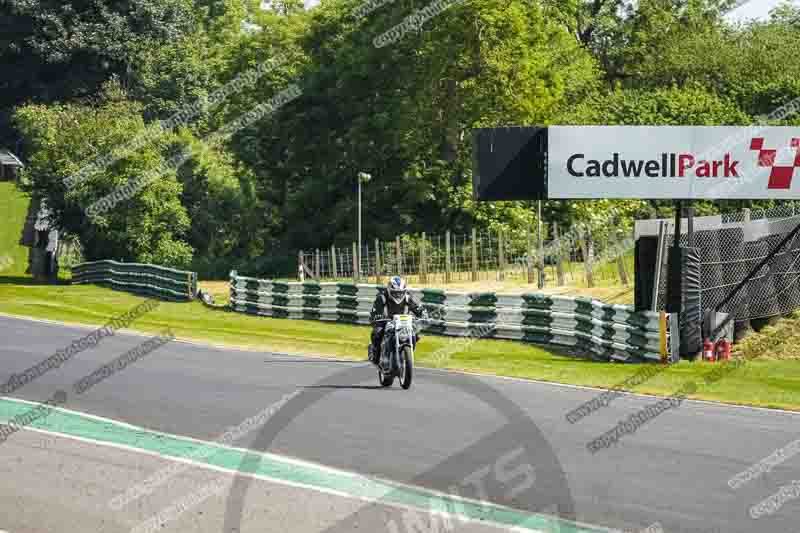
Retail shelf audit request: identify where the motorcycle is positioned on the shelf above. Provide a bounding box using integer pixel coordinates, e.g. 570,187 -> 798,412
373,314 -> 418,389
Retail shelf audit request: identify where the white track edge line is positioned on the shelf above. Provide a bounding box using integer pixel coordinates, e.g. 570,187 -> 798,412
0,396 -> 615,532
7,425 -> 554,533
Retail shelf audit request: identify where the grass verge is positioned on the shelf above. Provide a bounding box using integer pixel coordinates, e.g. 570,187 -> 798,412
1,277 -> 799,411
0,182 -> 31,276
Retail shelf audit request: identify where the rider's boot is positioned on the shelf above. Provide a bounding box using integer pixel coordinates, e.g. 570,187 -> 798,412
368,344 -> 377,364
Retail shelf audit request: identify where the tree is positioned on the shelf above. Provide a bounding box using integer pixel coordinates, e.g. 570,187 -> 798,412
14,81 -> 193,267
230,0 -> 600,251
0,0 -> 197,146
592,0 -> 800,117
171,129 -> 265,277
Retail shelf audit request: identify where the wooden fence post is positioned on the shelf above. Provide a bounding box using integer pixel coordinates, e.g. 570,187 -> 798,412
445,230 -> 451,283
554,223 -> 565,286
375,239 -> 381,284
580,228 -> 595,288
420,233 -> 428,283
298,250 -> 304,281
352,242 -> 359,283
396,236 -> 403,275
315,249 -> 321,279
498,230 -> 505,281
616,252 -> 629,286
331,245 -> 337,280
471,229 -> 478,282
615,229 -> 630,286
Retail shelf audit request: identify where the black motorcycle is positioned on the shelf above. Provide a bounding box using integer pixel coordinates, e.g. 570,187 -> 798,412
373,315 -> 417,389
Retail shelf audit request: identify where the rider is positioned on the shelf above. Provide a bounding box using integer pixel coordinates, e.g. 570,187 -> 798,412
368,276 -> 427,364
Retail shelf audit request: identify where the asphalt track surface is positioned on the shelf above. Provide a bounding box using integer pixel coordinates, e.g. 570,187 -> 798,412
1,314 -> 799,533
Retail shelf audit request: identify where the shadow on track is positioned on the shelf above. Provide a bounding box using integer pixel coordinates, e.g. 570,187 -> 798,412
262,358 -> 367,364
302,384 -> 388,391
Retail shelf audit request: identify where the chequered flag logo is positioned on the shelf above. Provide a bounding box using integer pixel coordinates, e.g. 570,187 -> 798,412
750,137 -> 800,189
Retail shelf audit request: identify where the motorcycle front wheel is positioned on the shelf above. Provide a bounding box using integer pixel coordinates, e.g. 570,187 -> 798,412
399,345 -> 413,390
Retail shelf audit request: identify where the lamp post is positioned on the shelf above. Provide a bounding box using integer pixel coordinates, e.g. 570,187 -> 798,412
538,199 -> 544,289
357,172 -> 372,281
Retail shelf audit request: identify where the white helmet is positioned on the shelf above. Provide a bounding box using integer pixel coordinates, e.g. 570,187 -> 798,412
387,276 -> 408,304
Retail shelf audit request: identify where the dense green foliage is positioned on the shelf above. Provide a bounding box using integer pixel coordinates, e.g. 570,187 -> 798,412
5,0 -> 800,277
14,82 -> 194,266
0,0 -> 198,146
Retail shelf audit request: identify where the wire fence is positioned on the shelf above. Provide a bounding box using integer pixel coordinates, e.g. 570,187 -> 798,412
643,203 -> 800,322
298,224 -> 635,289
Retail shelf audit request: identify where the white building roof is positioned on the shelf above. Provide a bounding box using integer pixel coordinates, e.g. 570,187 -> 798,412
0,149 -> 23,167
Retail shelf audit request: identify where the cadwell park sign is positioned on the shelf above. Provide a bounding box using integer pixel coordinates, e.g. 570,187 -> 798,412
472,126 -> 800,201
472,124 -> 800,362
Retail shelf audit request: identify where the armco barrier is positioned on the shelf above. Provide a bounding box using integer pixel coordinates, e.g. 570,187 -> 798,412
71,260 -> 197,302
229,271 -> 668,363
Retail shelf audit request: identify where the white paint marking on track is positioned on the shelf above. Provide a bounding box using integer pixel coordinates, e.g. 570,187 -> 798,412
0,396 -> 361,478
0,398 -> 617,533
2,423 -> 548,533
